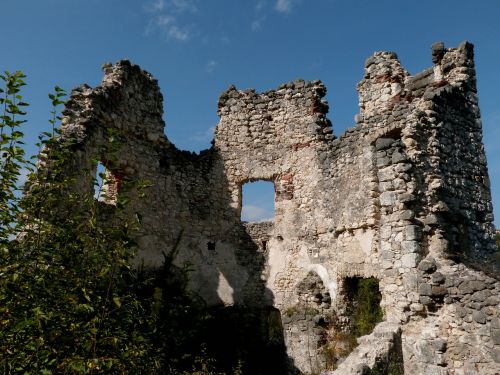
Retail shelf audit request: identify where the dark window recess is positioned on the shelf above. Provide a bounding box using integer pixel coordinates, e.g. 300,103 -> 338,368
159,155 -> 170,170
207,241 -> 216,251
343,277 -> 383,338
262,240 -> 267,250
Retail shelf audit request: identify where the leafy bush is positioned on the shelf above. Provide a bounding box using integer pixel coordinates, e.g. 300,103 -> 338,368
0,73 -> 162,373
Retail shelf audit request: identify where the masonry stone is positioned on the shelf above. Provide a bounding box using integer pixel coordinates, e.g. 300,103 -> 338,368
42,42 -> 499,374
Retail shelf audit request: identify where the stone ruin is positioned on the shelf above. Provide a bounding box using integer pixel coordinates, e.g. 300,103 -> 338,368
51,41 -> 499,374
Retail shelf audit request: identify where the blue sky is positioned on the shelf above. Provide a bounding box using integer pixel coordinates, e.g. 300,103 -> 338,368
1,0 -> 500,225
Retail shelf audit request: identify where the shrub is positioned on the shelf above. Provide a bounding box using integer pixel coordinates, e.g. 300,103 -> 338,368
0,74 -> 162,374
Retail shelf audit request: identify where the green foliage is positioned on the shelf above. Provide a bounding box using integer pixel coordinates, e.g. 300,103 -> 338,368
0,71 -> 28,247
0,77 -> 161,374
349,277 -> 383,337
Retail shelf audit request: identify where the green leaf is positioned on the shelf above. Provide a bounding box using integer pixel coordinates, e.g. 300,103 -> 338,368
113,296 -> 122,308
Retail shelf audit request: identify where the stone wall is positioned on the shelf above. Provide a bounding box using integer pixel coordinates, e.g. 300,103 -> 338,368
47,42 -> 499,374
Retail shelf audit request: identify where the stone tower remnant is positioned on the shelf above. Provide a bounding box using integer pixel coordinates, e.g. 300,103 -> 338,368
53,42 -> 499,374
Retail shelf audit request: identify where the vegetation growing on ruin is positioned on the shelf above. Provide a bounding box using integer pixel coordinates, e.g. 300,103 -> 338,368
349,277 -> 383,337
0,72 -> 289,375
320,277 -> 384,371
282,277 -> 386,373
0,73 -> 160,373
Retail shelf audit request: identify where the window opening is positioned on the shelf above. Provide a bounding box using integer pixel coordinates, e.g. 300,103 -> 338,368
241,180 -> 275,222
94,161 -> 120,205
262,240 -> 268,250
343,277 -> 383,337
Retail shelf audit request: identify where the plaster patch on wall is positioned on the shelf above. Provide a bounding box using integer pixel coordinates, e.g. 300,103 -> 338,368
307,263 -> 338,304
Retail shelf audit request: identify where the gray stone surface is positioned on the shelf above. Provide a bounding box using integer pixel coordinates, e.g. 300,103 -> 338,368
40,42 -> 499,375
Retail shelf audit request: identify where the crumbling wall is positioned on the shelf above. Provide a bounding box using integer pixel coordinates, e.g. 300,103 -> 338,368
57,62 -> 273,312
49,42 -> 499,375
329,42 -> 499,375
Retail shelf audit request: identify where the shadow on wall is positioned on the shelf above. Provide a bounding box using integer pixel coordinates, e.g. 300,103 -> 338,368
153,147 -> 299,375
62,109 -> 297,373
136,250 -> 293,374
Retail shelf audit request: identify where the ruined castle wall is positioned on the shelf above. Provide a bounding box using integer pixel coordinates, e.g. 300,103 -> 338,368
51,43 -> 499,375
58,61 -> 274,308
329,43 -> 499,375
418,43 -> 496,267
214,81 -> 334,308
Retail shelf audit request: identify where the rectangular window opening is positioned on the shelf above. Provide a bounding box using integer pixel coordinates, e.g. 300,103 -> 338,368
241,180 -> 275,222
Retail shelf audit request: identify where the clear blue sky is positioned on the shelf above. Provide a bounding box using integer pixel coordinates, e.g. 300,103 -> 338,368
2,0 -> 500,225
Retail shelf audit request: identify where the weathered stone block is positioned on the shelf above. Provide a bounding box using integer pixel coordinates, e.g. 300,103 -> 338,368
472,310 -> 487,324
419,283 -> 432,296
401,240 -> 420,254
380,191 -> 397,206
378,167 -> 396,182
392,210 -> 415,221
376,156 -> 390,168
471,289 -> 491,302
401,253 -> 419,268
418,258 -> 437,273
458,281 -> 474,295
431,272 -> 445,284
405,225 -> 421,241
392,151 -> 408,164
375,137 -> 395,150
431,285 -> 447,297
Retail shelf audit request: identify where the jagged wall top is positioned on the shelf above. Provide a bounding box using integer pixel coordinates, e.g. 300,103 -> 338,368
357,41 -> 476,123
61,60 -> 165,144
